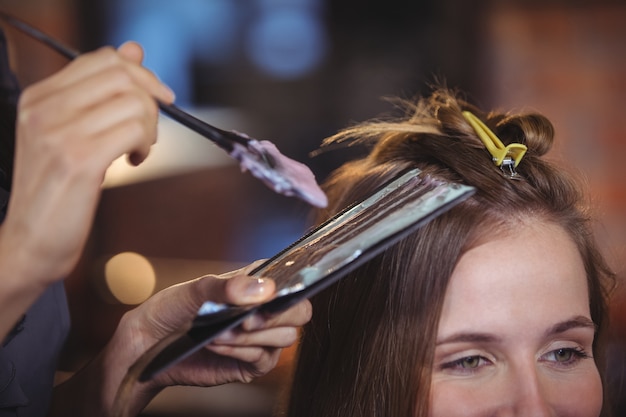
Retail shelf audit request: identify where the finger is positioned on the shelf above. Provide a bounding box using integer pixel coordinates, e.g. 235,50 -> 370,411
19,47 -> 120,107
117,41 -> 144,64
241,299 -> 312,331
92,92 -> 158,166
113,43 -> 175,104
68,115 -> 157,173
28,81 -> 159,145
23,63 -> 158,131
205,344 -> 282,368
211,326 -> 299,349
185,273 -> 275,309
62,88 -> 158,167
222,273 -> 276,305
20,46 -> 174,109
96,45 -> 175,104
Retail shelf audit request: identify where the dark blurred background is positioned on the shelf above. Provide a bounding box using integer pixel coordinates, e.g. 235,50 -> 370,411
1,0 -> 625,415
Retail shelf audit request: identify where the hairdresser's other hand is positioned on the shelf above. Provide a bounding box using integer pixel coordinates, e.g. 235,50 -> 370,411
2,42 -> 174,288
101,262 -> 312,415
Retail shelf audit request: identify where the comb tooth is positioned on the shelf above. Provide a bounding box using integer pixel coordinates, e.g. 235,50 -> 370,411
135,169 -> 475,386
251,169 -> 475,295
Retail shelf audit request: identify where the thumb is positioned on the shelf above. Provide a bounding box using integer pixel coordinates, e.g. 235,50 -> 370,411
193,272 -> 276,307
224,274 -> 276,306
117,41 -> 144,64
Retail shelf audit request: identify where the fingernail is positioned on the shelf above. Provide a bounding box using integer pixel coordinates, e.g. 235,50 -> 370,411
161,84 -> 176,102
214,329 -> 236,343
245,314 -> 266,331
245,277 -> 268,298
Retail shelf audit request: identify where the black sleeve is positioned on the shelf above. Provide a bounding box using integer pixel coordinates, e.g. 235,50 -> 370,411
0,27 -> 20,190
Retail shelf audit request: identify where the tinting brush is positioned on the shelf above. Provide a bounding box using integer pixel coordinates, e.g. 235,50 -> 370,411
0,11 -> 327,208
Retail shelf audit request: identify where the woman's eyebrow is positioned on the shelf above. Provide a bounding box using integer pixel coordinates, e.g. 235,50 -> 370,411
436,316 -> 596,346
544,315 -> 596,336
435,332 -> 501,346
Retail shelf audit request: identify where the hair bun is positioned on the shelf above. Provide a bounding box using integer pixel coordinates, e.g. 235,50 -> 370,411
493,113 -> 554,158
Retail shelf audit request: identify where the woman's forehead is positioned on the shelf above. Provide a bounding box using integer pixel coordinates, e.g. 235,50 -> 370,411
437,221 -> 591,338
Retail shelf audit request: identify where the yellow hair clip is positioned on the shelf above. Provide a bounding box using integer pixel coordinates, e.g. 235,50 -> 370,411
462,111 -> 527,176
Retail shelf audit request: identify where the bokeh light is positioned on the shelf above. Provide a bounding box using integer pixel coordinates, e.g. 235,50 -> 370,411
103,252 -> 156,305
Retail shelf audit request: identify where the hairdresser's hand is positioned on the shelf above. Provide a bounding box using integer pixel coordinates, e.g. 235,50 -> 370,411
97,262 -> 312,416
2,42 -> 174,289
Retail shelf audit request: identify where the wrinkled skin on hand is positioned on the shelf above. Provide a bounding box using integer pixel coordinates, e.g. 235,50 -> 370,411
3,42 -> 175,287
0,41 -> 175,339
101,262 -> 312,416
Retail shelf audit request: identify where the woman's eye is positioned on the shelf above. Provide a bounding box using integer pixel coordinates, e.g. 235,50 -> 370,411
542,347 -> 590,366
441,355 -> 491,373
554,349 -> 574,362
459,356 -> 482,368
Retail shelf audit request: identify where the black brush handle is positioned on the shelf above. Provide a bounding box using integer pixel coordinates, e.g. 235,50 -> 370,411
0,11 -> 252,153
0,12 -> 79,59
157,102 -> 240,152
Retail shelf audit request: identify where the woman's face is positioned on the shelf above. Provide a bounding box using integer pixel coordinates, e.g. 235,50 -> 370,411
430,221 -> 603,417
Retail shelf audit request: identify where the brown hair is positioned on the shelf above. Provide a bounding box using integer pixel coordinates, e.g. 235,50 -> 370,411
283,88 -> 615,417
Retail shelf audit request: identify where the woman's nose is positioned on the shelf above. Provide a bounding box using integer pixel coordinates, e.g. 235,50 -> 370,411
502,366 -> 555,417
